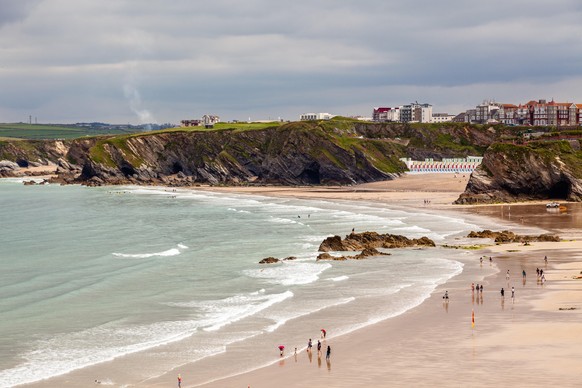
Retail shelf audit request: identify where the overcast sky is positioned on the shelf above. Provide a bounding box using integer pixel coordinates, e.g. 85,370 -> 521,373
1,0 -> 582,124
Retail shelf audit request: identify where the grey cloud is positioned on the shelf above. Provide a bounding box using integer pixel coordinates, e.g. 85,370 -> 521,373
1,0 -> 582,123
0,0 -> 41,28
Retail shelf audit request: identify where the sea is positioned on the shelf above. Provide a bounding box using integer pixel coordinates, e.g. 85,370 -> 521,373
0,178 -> 502,387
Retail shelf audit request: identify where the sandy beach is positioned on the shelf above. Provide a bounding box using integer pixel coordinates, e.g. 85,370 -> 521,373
182,174 -> 582,388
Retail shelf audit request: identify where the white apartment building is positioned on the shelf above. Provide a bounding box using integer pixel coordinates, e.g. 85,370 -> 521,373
400,103 -> 432,123
299,113 -> 334,121
474,100 -> 500,123
431,113 -> 455,123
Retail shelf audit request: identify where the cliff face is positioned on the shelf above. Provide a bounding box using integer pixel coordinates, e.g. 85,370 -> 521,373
0,121 -> 499,186
455,141 -> 582,204
58,123 -> 410,186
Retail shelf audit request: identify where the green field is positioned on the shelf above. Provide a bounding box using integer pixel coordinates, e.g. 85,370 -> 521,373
0,122 -> 287,140
166,121 -> 284,133
0,123 -> 139,140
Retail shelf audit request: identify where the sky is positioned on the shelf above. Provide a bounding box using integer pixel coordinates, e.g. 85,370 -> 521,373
1,0 -> 582,124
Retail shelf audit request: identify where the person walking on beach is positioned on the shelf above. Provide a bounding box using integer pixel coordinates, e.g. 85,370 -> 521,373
500,288 -> 505,298
544,255 -> 548,264
317,340 -> 322,356
321,329 -> 326,339
506,270 -> 510,281
480,284 -> 483,294
177,374 -> 182,388
443,290 -> 449,300
511,286 -> 515,300
522,269 -> 526,279
307,338 -> 313,352
326,345 -> 331,360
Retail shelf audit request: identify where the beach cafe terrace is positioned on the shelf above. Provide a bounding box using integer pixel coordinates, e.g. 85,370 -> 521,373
399,156 -> 483,173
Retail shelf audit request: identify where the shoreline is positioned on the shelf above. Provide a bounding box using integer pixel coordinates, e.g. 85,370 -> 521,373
188,175 -> 582,387
10,173 -> 582,387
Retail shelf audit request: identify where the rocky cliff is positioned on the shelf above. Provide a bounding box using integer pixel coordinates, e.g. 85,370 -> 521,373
455,141 -> 582,204
1,120 -> 495,186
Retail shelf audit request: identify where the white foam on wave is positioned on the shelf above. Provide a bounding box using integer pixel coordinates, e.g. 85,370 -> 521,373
268,216 -> 304,226
328,275 -> 349,282
243,261 -> 332,286
391,225 -> 432,234
227,207 -> 251,214
113,248 -> 181,259
113,243 -> 188,259
264,297 -> 355,332
0,319 -> 200,388
168,290 -> 294,332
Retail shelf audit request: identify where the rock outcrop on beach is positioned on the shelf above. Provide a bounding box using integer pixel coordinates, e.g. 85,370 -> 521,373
258,256 -> 297,264
0,160 -> 20,177
456,141 -> 582,204
318,231 -> 436,252
467,230 -> 560,243
316,247 -> 391,261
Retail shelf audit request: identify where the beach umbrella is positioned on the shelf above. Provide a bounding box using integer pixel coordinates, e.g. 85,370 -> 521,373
278,345 -> 285,351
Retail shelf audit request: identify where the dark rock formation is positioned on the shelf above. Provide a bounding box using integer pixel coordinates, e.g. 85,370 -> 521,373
467,230 -> 560,243
318,231 -> 435,252
456,141 -> 582,204
316,253 -> 347,261
259,257 -> 280,264
259,256 -> 297,264
316,247 -> 391,261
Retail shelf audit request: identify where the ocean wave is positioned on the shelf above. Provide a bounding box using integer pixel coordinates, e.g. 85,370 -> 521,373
264,297 -> 355,333
390,225 -> 432,234
113,248 -> 181,259
328,275 -> 349,282
227,208 -> 251,214
112,244 -> 188,259
243,261 -> 332,286
168,290 -> 293,332
268,216 -> 304,225
0,320 -> 199,388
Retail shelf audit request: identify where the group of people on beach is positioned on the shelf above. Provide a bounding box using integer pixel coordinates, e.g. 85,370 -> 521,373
280,329 -> 331,362
471,283 -> 484,294
305,335 -> 331,360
